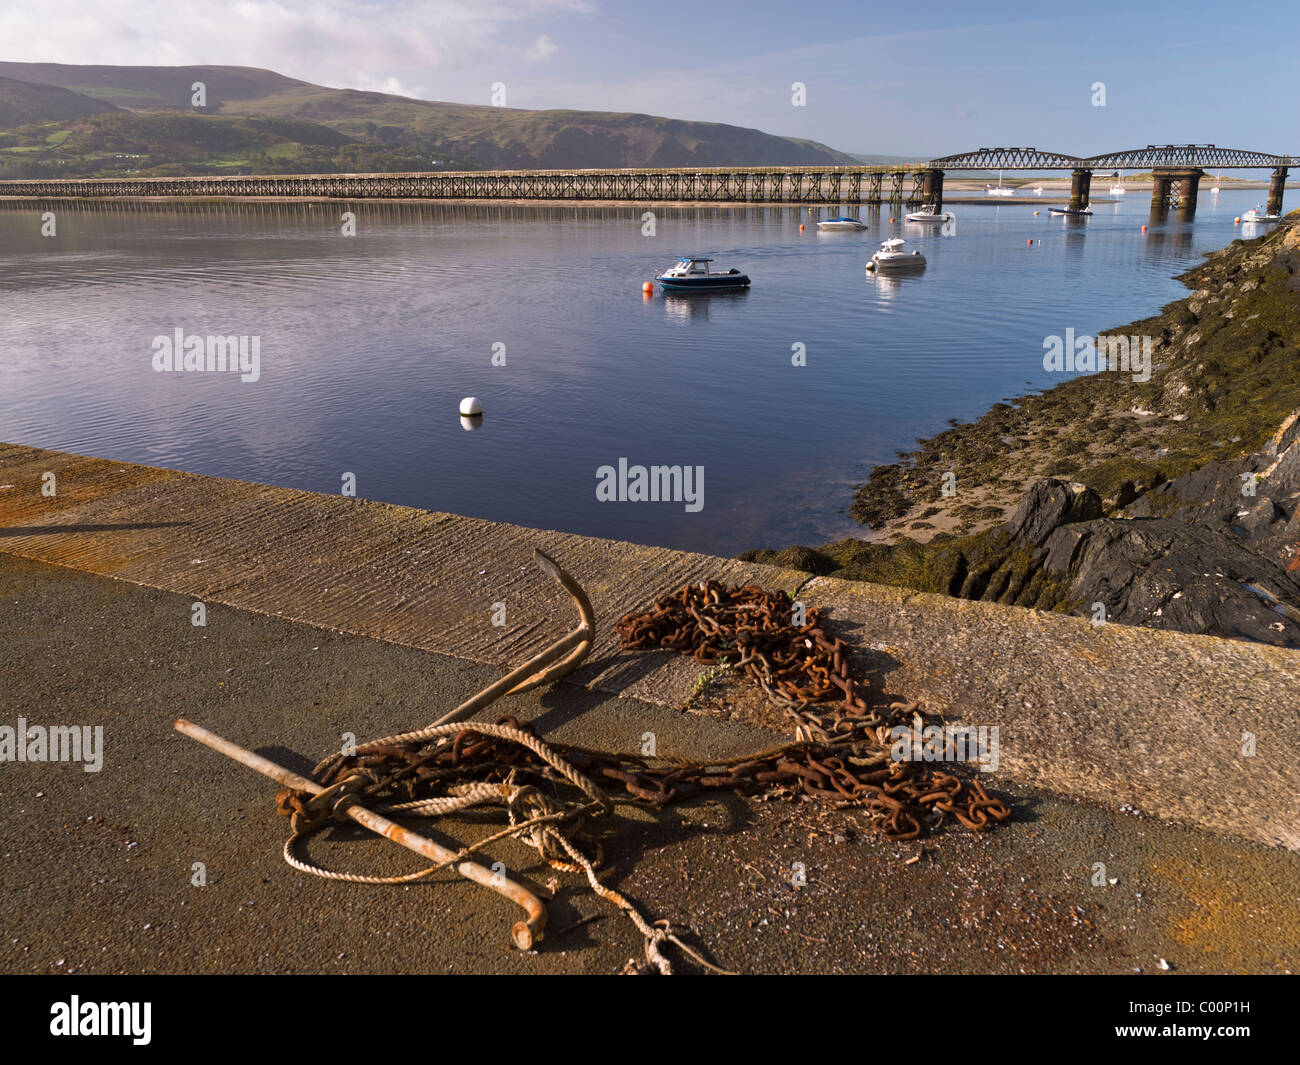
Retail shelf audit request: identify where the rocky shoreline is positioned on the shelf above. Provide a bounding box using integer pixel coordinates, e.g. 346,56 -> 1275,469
743,213 -> 1300,647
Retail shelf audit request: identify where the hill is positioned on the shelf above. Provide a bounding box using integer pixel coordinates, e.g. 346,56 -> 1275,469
0,63 -> 308,109
0,74 -> 119,126
0,62 -> 856,177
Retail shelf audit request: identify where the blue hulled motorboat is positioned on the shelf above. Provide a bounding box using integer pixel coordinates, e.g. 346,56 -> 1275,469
655,257 -> 751,291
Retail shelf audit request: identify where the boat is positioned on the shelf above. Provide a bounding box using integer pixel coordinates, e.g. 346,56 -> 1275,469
1048,205 -> 1093,216
817,216 -> 868,231
866,237 -> 926,270
1032,186 -> 1044,194
1108,173 -> 1126,195
1211,171 -> 1222,194
1241,205 -> 1280,223
904,203 -> 952,223
654,257 -> 751,290
985,170 -> 1015,197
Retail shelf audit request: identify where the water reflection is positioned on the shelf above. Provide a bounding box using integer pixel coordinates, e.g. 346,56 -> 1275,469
864,268 -> 926,297
660,289 -> 750,320
1143,219 -> 1196,256
0,190 -> 1270,555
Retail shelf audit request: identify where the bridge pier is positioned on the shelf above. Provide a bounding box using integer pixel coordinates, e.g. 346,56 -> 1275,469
1268,167 -> 1288,216
922,168 -> 944,208
1152,168 -> 1202,211
1069,168 -> 1092,209
1151,173 -> 1172,209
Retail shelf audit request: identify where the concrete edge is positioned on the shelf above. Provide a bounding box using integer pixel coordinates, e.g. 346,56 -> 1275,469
2,441 -> 1298,849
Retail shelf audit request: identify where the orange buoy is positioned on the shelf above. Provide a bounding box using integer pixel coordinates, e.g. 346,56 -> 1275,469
642,281 -> 654,294
1027,238 -> 1032,245
1234,217 -> 1241,224
889,217 -> 894,223
1141,224 -> 1147,232
799,223 -> 805,231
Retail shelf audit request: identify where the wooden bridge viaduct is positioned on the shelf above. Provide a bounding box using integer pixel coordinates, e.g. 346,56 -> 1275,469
1,144 -> 1292,215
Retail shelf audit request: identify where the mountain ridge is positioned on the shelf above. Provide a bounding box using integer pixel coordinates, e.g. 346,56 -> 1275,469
0,61 -> 857,176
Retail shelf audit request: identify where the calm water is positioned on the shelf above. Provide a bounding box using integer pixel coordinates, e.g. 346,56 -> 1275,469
0,189 -> 1277,554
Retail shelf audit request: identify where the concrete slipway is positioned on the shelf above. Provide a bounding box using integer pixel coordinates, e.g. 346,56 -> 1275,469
0,442 -> 1297,973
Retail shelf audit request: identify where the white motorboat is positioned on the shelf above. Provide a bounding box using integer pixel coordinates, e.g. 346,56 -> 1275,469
817,216 -> 868,231
1241,205 -> 1280,223
1108,173 -> 1126,195
904,203 -> 952,223
1211,171 -> 1222,194
866,237 -> 926,270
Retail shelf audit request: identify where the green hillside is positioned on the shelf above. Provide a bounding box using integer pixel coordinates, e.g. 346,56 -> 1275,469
0,63 -> 309,109
0,62 -> 857,178
0,74 -> 120,126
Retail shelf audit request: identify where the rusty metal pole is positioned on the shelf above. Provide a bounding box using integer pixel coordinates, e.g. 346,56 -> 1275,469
174,718 -> 548,949
1268,166 -> 1288,216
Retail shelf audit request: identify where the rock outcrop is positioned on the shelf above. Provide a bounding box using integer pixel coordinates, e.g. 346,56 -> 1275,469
745,410 -> 1300,646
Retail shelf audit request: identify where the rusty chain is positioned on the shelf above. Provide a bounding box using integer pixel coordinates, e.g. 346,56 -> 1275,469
612,579 -> 1011,838
268,577 -> 1009,972
284,579 -> 1008,854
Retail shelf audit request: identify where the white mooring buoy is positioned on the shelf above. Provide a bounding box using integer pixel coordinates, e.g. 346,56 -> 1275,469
459,396 -> 483,417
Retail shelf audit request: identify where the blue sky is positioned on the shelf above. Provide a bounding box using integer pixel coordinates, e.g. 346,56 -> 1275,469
3,0 -> 1297,157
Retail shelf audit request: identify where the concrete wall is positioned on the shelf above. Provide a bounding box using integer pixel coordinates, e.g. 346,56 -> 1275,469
2,442 -> 1297,848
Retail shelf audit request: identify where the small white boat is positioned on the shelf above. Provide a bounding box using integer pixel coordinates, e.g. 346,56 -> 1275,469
1211,171 -> 1222,194
866,237 -> 926,271
817,216 -> 868,231
985,170 -> 1015,196
1109,174 -> 1126,195
904,203 -> 952,223
1032,187 -> 1044,194
1241,205 -> 1280,223
1048,205 -> 1093,216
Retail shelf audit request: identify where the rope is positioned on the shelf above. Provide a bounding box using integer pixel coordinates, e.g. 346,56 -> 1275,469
279,721 -> 708,972
271,578 -> 1012,974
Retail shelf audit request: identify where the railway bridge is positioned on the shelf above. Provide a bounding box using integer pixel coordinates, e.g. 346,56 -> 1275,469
0,144 -> 1292,214
929,145 -> 1295,213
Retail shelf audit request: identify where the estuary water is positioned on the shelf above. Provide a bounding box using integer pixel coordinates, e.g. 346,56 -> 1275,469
0,189 -> 1277,554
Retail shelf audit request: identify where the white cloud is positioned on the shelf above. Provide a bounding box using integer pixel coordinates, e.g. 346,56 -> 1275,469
523,34 -> 558,63
0,0 -> 587,97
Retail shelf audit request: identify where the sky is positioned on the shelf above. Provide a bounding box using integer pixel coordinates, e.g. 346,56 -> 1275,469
2,0 -> 1297,158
